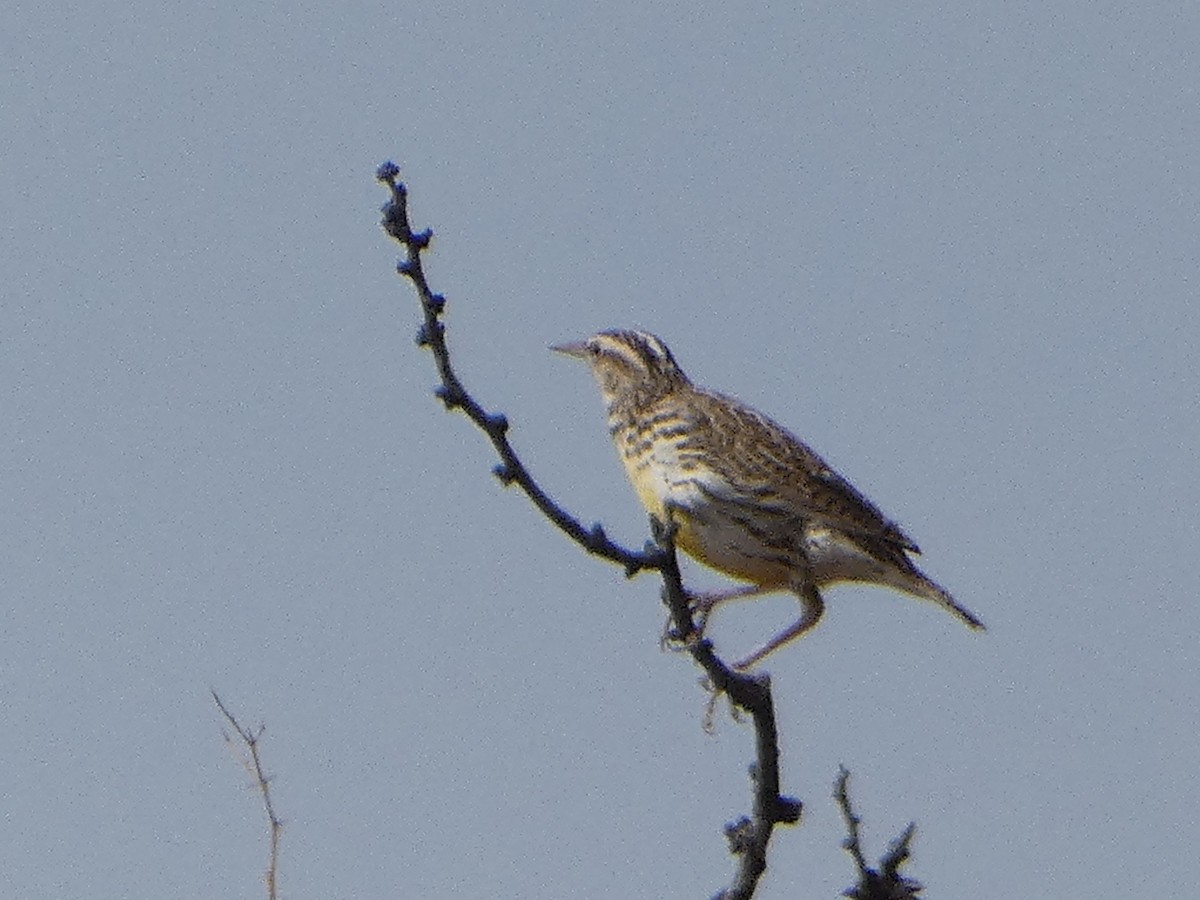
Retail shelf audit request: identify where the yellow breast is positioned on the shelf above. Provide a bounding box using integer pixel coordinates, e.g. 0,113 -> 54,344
616,439 -> 792,588
610,408 -> 792,586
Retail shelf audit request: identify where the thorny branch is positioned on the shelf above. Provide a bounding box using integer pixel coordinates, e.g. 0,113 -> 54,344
377,161 -> 800,899
214,691 -> 283,900
835,768 -> 923,900
376,164 -> 655,578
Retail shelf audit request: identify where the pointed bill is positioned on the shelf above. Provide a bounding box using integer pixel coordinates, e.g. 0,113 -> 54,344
550,340 -> 589,358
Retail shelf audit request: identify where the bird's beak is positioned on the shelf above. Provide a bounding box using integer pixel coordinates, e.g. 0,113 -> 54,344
550,340 -> 589,359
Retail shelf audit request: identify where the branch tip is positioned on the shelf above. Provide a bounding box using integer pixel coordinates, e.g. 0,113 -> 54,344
836,768 -> 923,899
213,692 -> 282,900
375,160 -> 401,183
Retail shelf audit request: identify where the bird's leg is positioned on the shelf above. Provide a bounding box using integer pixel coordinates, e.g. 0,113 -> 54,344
689,584 -> 772,632
733,583 -> 826,670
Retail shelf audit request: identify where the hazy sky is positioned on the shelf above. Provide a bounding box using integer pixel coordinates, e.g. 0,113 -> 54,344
4,2 -> 1198,897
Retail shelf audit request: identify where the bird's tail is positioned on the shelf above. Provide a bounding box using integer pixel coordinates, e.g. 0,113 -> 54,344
906,570 -> 985,631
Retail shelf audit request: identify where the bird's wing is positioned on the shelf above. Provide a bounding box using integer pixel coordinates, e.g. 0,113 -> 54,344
696,392 -> 922,559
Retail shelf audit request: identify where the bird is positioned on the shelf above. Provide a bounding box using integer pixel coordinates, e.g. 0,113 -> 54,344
552,329 -> 983,669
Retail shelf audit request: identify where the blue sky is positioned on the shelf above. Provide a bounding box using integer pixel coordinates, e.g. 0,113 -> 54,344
3,2 -> 1198,897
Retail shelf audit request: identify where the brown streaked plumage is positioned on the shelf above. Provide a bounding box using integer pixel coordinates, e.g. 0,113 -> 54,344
553,329 -> 983,669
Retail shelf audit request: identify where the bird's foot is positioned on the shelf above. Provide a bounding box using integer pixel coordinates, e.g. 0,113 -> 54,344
658,590 -> 714,652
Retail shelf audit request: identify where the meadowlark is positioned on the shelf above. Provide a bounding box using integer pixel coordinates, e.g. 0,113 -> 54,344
553,329 -> 983,669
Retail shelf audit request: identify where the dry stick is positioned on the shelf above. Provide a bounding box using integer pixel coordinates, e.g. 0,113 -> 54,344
835,767 -> 922,900
214,691 -> 283,900
376,166 -> 651,578
377,162 -> 800,900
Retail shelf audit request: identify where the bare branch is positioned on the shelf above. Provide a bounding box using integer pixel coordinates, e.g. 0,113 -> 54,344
214,691 -> 283,900
375,162 -> 659,577
377,162 -> 801,899
652,520 -> 802,900
835,768 -> 922,900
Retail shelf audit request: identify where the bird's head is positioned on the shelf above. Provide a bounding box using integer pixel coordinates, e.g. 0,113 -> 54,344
552,330 -> 688,410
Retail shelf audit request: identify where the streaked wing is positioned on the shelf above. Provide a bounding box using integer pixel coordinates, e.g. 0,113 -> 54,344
694,390 -> 921,560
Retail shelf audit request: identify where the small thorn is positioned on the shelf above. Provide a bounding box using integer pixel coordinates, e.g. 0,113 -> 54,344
486,413 -> 509,435
397,259 -> 414,277
776,797 -> 803,825
723,817 -> 754,855
492,462 -> 517,485
381,206 -> 409,242
415,321 -> 443,347
434,385 -> 464,409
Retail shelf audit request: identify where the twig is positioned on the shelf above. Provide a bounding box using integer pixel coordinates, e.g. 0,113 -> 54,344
214,691 -> 283,900
835,767 -> 922,900
375,162 -> 658,578
377,162 -> 801,899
